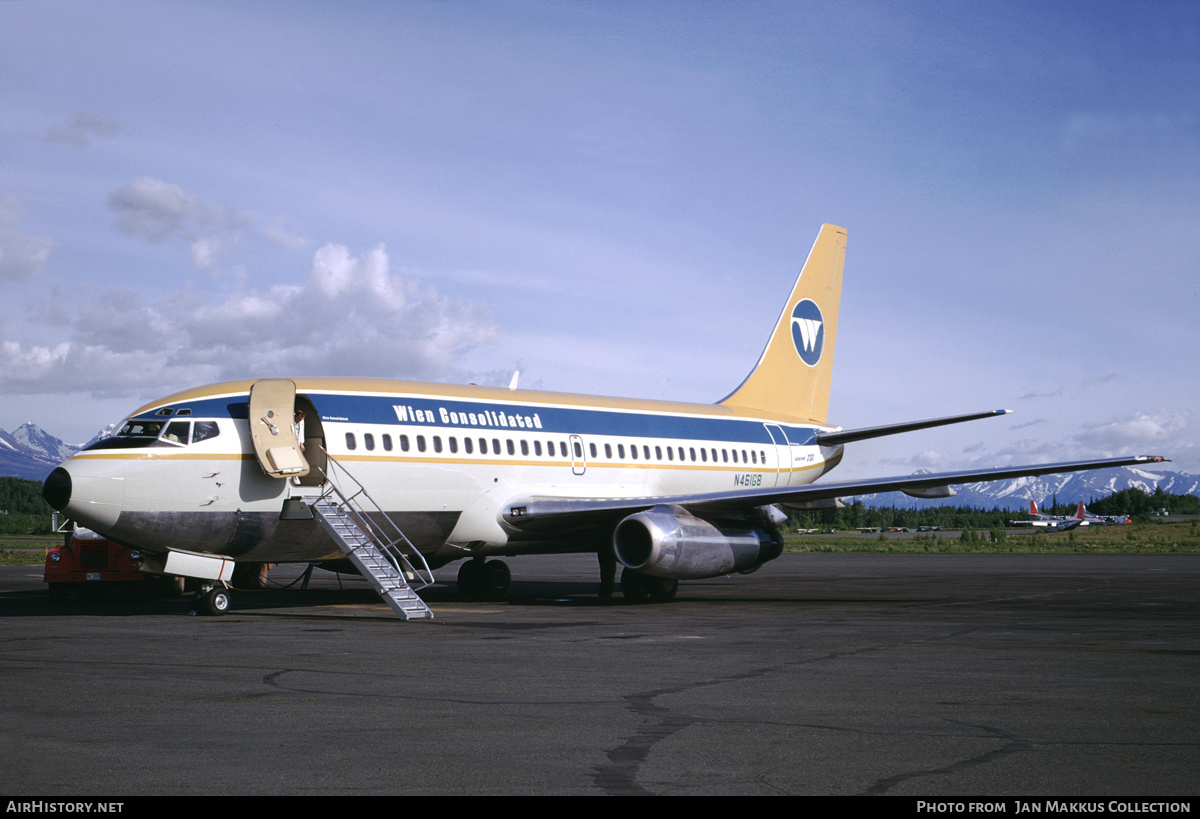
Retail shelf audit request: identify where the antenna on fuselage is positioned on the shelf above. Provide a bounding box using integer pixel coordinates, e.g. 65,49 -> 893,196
508,370 -> 520,391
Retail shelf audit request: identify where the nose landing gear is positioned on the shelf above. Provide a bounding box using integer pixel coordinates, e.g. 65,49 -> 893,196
195,583 -> 231,616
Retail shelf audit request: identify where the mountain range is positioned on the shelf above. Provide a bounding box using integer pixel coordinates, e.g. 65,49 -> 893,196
1,422 -> 1196,510
0,423 -> 100,482
846,465 -> 1200,510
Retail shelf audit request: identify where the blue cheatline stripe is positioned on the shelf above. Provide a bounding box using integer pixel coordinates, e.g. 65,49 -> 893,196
130,390 -> 823,446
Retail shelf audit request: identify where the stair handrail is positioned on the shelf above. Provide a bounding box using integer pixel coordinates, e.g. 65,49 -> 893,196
312,448 -> 435,589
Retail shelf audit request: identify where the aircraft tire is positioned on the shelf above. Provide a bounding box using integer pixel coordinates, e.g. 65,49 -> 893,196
647,577 -> 679,602
200,587 -> 231,616
621,569 -> 678,603
457,559 -> 485,600
482,560 -> 511,601
620,568 -> 650,602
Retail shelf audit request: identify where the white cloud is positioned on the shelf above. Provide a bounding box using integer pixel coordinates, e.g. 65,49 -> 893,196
107,177 -> 304,267
40,111 -> 122,147
1074,412 -> 1192,456
190,237 -> 220,268
0,243 -> 498,397
0,193 -> 53,284
871,413 -> 1194,480
109,177 -> 209,242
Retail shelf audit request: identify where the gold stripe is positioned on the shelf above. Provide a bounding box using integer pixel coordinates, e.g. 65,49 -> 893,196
71,452 -> 253,462
127,376 -> 833,426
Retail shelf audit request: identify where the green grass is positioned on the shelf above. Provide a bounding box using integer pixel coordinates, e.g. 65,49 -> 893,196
4,523 -> 1197,566
0,536 -> 57,565
783,521 -> 1200,554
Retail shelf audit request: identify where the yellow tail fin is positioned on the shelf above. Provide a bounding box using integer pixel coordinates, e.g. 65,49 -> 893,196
718,224 -> 847,424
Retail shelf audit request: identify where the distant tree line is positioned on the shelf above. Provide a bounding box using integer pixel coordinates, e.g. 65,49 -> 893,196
1044,486 -> 1200,520
788,502 -> 1015,531
789,487 -> 1200,530
0,477 -> 56,535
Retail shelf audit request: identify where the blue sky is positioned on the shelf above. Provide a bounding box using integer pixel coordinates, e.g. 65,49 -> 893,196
1,0 -> 1197,478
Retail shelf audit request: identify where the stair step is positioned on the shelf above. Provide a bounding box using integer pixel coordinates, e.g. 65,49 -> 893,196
311,497 -> 433,621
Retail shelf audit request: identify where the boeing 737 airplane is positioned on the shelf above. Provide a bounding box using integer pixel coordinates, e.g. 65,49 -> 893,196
42,225 -> 1165,618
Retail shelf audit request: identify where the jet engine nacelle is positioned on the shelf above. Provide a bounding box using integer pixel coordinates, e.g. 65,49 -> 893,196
613,508 -> 782,580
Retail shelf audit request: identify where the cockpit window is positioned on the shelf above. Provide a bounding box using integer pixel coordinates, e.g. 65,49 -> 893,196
162,421 -> 190,445
192,421 -> 220,443
117,421 -> 164,438
86,417 -> 221,451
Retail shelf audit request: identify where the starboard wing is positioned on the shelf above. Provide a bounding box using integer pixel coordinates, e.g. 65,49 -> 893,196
500,455 -> 1168,532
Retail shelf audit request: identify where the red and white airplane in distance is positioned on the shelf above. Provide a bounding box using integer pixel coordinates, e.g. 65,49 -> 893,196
1012,501 -> 1131,529
1076,502 -> 1132,526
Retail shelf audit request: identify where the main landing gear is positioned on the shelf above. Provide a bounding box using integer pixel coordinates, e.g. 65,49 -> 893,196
455,556 -> 679,604
457,558 -> 512,601
598,548 -> 677,603
619,568 -> 679,603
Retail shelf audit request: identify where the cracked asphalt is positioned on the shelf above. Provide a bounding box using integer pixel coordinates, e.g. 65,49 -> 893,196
2,554 -> 1197,795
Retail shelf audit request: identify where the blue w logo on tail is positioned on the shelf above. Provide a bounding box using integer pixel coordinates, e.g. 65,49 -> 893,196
790,299 -> 824,366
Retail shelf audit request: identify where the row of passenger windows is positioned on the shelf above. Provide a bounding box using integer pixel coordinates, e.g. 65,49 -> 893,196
346,432 -> 569,457
344,432 -> 766,465
601,441 -> 765,465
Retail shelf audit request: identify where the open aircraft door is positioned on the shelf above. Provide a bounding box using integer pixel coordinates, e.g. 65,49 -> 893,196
249,379 -> 310,479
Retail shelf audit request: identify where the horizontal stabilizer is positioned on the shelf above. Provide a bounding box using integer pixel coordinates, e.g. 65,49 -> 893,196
815,409 -> 1011,447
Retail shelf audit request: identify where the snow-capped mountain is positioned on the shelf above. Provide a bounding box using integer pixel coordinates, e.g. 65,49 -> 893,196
79,423 -> 119,450
0,423 -> 85,481
847,465 -> 1198,510
11,423 -> 79,463
1,430 -> 63,481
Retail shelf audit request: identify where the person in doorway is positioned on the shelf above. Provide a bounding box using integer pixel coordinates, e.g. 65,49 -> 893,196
293,409 -> 306,452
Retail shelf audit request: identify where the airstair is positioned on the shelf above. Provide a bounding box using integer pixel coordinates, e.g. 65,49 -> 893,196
307,454 -> 435,620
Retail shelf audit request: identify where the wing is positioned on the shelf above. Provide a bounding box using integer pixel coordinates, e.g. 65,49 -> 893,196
501,455 -> 1168,533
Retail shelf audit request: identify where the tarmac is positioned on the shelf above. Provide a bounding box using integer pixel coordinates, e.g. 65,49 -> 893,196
1,553 -> 1197,796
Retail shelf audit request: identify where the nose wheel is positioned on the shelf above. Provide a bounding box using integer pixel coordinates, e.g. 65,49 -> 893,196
195,584 -> 231,616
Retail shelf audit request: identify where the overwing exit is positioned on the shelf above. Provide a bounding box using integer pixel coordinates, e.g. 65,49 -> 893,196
42,225 -> 1166,618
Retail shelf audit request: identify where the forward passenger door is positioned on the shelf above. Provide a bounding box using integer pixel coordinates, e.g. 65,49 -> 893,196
248,379 -> 310,478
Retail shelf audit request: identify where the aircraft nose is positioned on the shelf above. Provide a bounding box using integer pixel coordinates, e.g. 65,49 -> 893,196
43,467 -> 72,510
42,459 -> 126,533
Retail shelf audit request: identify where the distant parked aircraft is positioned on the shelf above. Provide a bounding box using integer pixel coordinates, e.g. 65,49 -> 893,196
1011,500 -> 1131,530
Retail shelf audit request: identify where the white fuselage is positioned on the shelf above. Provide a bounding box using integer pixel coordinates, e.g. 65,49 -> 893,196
50,379 -> 840,568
